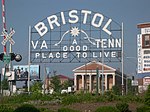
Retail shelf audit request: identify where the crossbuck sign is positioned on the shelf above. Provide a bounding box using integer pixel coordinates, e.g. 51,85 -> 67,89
1,29 -> 15,46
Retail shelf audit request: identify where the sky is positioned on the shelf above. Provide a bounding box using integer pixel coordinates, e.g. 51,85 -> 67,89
0,0 -> 150,79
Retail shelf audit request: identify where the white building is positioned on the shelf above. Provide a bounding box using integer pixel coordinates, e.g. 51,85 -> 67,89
73,61 -> 126,93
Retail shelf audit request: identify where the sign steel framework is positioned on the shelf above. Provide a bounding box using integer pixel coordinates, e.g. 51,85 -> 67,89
30,9 -> 122,63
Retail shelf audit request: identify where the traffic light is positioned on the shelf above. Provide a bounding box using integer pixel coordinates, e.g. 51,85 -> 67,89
132,76 -> 134,80
0,53 -> 4,61
0,52 -> 22,62
9,53 -> 22,62
9,53 -> 16,61
15,54 -> 22,62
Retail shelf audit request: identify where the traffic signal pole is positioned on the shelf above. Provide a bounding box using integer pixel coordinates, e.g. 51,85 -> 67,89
1,1 -> 22,96
9,28 -> 13,95
2,0 -> 7,54
1,0 -> 7,96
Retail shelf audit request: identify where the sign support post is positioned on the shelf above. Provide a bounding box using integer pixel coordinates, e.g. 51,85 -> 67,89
101,41 -> 104,95
28,26 -> 31,93
96,67 -> 99,95
122,22 -> 124,95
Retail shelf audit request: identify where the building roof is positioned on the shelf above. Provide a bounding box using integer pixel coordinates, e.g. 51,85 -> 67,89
137,22 -> 150,28
57,74 -> 71,79
48,74 -> 73,80
137,73 -> 150,78
73,61 -> 116,72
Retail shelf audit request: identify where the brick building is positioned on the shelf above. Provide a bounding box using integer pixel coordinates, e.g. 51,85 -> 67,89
45,74 -> 73,90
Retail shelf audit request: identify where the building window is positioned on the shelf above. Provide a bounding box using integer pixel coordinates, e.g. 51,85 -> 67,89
142,34 -> 150,48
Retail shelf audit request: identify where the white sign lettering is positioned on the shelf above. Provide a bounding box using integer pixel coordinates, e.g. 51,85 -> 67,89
34,10 -> 112,37
31,9 -> 122,63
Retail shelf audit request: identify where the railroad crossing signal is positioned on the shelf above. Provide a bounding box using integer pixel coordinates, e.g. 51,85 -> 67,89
0,52 -> 22,63
3,55 -> 11,64
1,28 -> 15,45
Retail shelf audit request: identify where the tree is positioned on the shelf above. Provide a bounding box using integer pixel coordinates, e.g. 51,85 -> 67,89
112,85 -> 121,95
62,80 -> 73,89
2,79 -> 9,90
50,73 -> 62,93
31,82 -> 42,94
127,78 -> 133,95
145,85 -> 150,106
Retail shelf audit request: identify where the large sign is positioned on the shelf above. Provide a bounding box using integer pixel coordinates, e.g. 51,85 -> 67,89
13,65 -> 40,80
137,33 -> 150,73
143,77 -> 150,86
141,27 -> 150,35
137,34 -> 143,73
30,9 -> 122,63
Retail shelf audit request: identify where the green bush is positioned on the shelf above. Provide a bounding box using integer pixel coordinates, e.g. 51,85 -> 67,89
95,106 -> 119,112
0,105 -> 14,112
118,95 -> 144,103
136,105 -> 150,112
95,96 -> 106,102
77,93 -> 94,102
58,107 -> 80,112
2,94 -> 55,104
39,108 -> 55,112
112,85 -> 121,95
14,104 -> 40,112
40,95 -> 53,101
1,94 -> 32,104
62,94 -> 78,105
62,93 -> 97,105
31,92 -> 43,100
116,102 -> 130,112
104,91 -> 117,101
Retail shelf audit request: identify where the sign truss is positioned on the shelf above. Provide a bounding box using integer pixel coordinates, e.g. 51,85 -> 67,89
30,9 -> 122,63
